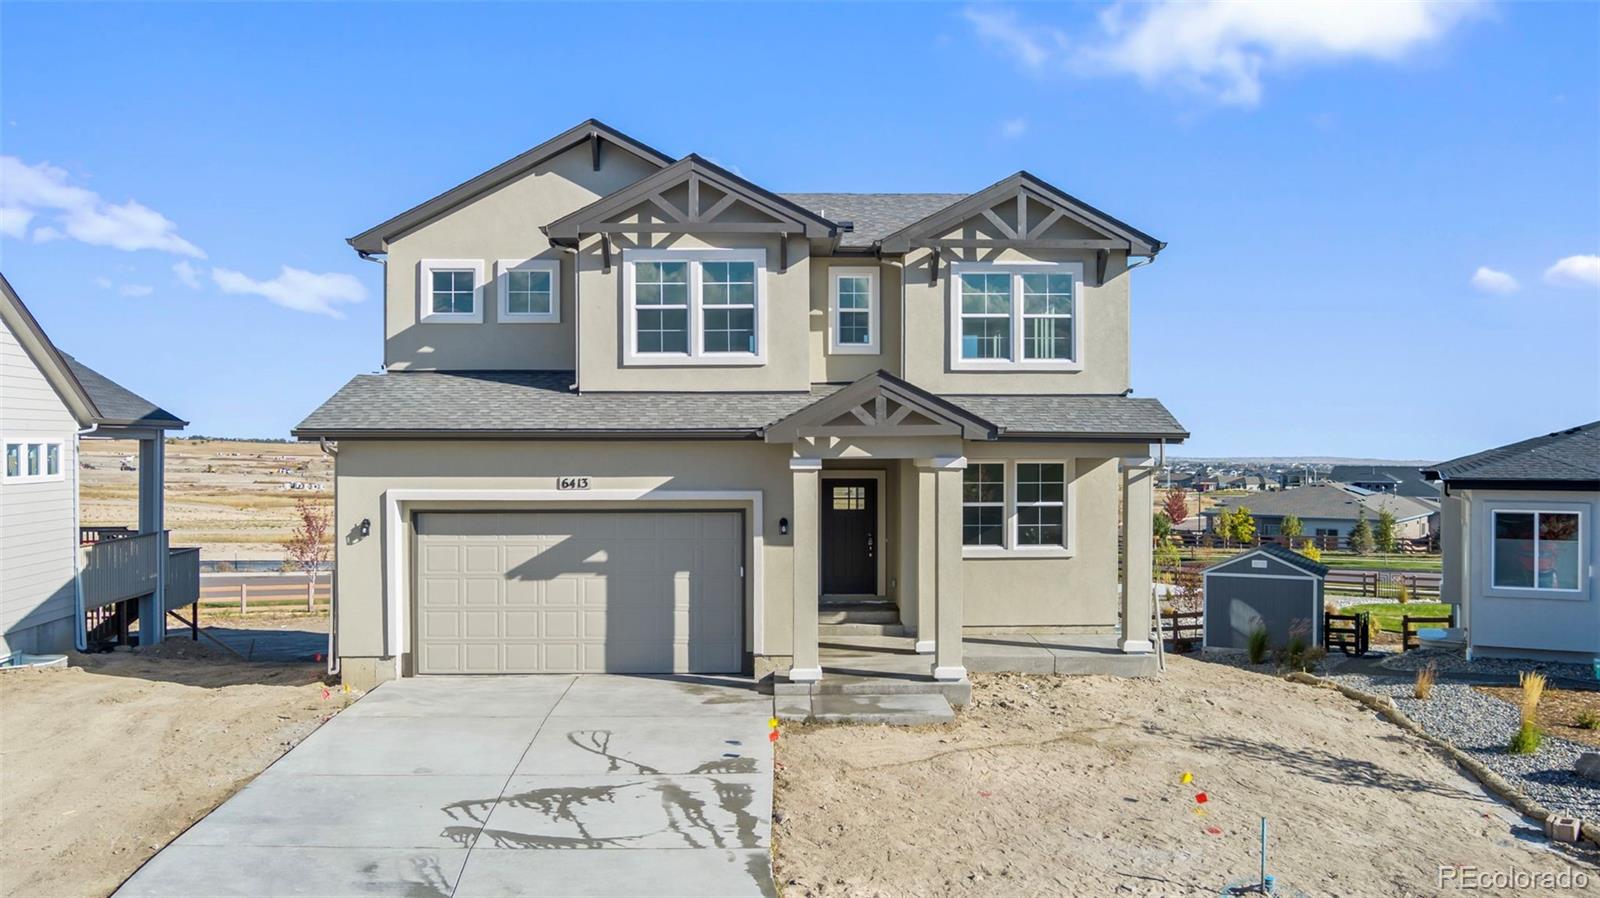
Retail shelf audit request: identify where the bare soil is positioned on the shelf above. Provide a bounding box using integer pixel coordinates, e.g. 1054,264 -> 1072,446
0,650 -> 347,898
774,656 -> 1600,897
1477,685 -> 1600,750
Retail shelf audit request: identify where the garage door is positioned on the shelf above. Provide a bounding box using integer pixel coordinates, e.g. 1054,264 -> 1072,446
413,511 -> 744,674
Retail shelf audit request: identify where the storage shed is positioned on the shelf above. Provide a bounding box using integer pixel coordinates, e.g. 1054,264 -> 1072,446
1203,544 -> 1329,651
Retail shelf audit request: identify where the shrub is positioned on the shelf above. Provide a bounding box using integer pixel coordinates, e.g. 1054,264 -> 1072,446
1575,709 -> 1600,730
1154,541 -> 1182,577
1366,613 -> 1382,641
1298,542 -> 1322,563
1348,515 -> 1375,555
1508,672 -> 1547,755
1246,622 -> 1270,664
1413,663 -> 1437,700
1394,579 -> 1411,605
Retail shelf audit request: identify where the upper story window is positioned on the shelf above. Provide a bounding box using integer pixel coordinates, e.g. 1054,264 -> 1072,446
496,258 -> 561,324
4,439 -> 64,483
829,267 -> 880,355
419,259 -> 485,324
949,262 -> 1083,371
622,249 -> 767,366
1492,509 -> 1583,592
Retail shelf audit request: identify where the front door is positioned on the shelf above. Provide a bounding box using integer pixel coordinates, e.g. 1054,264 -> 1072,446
821,478 -> 877,595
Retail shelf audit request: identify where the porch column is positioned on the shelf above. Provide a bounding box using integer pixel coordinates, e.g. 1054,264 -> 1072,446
1120,456 -> 1155,653
913,464 -> 937,653
789,457 -> 823,682
137,435 -> 167,646
930,456 -> 966,681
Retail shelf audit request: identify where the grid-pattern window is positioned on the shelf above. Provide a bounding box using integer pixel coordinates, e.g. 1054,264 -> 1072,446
701,261 -> 756,353
832,485 -> 866,511
46,443 -> 60,476
430,270 -> 476,315
505,269 -> 553,316
962,463 -> 1005,546
959,273 -> 1012,360
3,440 -> 64,482
1493,510 -> 1582,591
1021,273 -> 1074,361
836,275 -> 872,345
633,261 -> 690,354
1016,463 -> 1065,546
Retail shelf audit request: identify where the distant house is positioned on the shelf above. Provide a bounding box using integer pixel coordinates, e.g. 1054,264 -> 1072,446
1204,485 -> 1436,541
1423,423 -> 1599,663
1328,464 -> 1440,498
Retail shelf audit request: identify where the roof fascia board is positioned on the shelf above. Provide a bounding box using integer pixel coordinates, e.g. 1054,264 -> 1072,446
879,172 -> 1160,255
763,370 -> 995,443
0,273 -> 101,425
348,120 -> 675,254
291,428 -> 762,441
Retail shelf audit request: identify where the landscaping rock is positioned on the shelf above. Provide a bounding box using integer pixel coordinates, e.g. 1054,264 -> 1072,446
1577,752 -> 1600,783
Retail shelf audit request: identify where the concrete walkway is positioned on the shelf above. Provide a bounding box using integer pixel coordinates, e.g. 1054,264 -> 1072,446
115,675 -> 776,898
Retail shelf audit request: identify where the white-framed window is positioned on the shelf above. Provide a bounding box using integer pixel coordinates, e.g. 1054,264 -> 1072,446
418,259 -> 485,324
1491,509 -> 1584,592
948,262 -> 1083,371
495,258 -> 560,324
622,249 -> 767,365
829,266 -> 880,354
4,438 -> 65,483
962,459 -> 1072,553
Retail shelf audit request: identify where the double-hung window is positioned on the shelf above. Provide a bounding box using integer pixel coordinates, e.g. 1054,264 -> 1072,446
950,262 -> 1082,370
961,460 -> 1070,552
4,439 -> 64,483
1492,509 -> 1583,592
496,258 -> 560,323
829,267 -> 880,354
962,463 -> 1006,547
419,259 -> 486,323
1015,463 -> 1065,546
624,249 -> 766,364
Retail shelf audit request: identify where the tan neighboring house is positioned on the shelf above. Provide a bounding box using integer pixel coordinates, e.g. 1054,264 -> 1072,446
0,273 -> 196,659
1424,422 -> 1599,663
295,120 -> 1188,690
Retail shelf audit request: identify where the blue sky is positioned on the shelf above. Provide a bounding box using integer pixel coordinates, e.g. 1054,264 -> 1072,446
1,1 -> 1596,459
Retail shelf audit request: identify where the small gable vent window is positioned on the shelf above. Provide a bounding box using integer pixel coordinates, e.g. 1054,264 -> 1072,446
419,259 -> 485,324
949,262 -> 1082,371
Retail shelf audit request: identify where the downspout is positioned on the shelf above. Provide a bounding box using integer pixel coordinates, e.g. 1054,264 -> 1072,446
318,438 -> 340,677
71,423 -> 99,652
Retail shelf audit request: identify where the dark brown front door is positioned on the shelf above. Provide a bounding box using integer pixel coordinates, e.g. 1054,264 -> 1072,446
822,478 -> 877,595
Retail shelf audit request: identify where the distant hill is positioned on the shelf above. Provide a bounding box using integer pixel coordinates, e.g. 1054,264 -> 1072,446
1170,456 -> 1436,467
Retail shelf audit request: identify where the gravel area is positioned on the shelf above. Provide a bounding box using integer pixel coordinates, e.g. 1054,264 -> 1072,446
1329,672 -> 1600,823
1379,647 -> 1598,682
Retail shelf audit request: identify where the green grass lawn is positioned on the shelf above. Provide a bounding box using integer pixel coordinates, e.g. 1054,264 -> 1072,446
1172,548 -> 1441,573
1340,602 -> 1452,633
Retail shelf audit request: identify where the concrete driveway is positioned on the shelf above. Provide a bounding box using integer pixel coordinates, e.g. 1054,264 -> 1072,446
115,675 -> 776,898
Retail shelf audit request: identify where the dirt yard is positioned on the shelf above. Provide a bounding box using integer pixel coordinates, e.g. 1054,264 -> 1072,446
0,647 -> 346,898
774,657 -> 1600,897
1478,684 -> 1600,750
80,437 -> 331,562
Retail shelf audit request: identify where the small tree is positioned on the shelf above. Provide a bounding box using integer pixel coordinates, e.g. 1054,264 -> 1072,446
1348,513 -> 1375,555
1280,514 -> 1304,545
1211,507 -> 1233,547
284,496 -> 332,613
1230,506 -> 1257,546
1375,508 -> 1398,554
1163,488 -> 1189,527
1153,510 -> 1172,545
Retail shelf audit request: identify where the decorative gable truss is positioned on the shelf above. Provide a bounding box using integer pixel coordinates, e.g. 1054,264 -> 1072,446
764,371 -> 995,443
544,155 -> 838,273
878,172 -> 1165,285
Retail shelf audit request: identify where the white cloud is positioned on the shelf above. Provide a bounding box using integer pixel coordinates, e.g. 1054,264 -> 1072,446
965,1 -> 1484,106
211,265 -> 367,318
118,284 -> 154,297
1470,266 -> 1519,295
172,260 -> 202,289
999,117 -> 1029,139
1543,254 -> 1600,290
93,276 -> 113,290
0,155 -> 205,257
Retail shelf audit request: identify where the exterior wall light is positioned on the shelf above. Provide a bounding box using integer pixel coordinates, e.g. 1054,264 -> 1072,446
779,517 -> 789,536
358,518 -> 371,538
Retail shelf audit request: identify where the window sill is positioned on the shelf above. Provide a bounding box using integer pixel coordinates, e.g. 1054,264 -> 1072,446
498,315 -> 560,325
623,354 -> 767,367
1482,586 -> 1590,602
950,360 -> 1083,373
963,546 -> 1074,560
418,313 -> 483,325
830,343 -> 881,356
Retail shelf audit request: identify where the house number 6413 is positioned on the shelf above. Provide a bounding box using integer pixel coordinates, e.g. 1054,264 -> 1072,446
557,476 -> 590,491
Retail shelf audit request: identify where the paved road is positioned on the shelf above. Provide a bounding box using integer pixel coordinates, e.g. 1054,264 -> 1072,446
115,675 -> 777,898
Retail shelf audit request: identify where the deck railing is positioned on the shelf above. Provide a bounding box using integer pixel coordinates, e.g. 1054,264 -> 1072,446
165,547 -> 201,610
77,532 -> 202,611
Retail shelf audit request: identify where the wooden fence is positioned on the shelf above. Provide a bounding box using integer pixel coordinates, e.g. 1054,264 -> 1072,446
1323,611 -> 1370,656
1324,570 -> 1441,599
199,580 -> 331,613
1402,610 -> 1456,651
1159,609 -> 1203,652
1177,531 -> 1436,554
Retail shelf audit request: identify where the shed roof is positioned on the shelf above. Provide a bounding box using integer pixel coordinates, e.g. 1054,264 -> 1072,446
1205,544 -> 1330,578
1422,422 -> 1600,490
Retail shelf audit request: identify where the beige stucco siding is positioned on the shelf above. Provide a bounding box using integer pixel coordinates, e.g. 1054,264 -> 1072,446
383,144 -> 660,372
808,258 -> 903,383
0,319 -> 80,655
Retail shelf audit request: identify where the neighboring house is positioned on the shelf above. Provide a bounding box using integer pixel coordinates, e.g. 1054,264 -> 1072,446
1328,464 -> 1440,498
1204,485 -> 1436,541
1423,423 -> 1600,663
0,274 -> 196,658
295,119 -> 1188,690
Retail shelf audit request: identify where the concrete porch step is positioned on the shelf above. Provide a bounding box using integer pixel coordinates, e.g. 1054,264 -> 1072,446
776,674 -> 972,707
775,692 -> 955,726
819,623 -> 908,637
817,608 -> 899,625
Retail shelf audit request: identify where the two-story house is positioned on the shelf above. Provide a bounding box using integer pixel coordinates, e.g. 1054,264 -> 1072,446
295,120 -> 1187,690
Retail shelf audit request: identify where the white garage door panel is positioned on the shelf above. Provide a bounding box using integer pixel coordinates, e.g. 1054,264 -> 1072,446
414,511 -> 743,674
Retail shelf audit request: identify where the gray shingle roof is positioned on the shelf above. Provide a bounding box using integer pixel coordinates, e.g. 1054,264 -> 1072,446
1422,422 -> 1600,488
780,194 -> 968,248
293,370 -> 1188,441
1254,543 -> 1330,577
60,354 -> 186,429
1209,485 -> 1435,523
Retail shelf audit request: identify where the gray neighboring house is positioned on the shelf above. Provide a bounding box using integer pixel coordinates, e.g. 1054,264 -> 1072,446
1327,464 -> 1440,498
0,273 -> 196,658
1423,422 -> 1600,663
1205,484 -> 1437,542
295,119 -> 1188,691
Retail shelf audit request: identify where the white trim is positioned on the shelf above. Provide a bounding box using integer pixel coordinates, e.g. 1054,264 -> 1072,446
914,639 -> 935,654
621,248 -> 768,366
948,261 -> 1084,372
821,469 -> 888,597
828,266 -> 880,355
787,666 -> 823,683
381,487 -> 766,680
2,436 -> 67,483
789,457 -> 824,471
959,458 -> 1078,558
418,259 -> 485,324
932,665 -> 967,681
1486,506 -> 1587,596
1119,639 -> 1154,654
494,258 -> 561,324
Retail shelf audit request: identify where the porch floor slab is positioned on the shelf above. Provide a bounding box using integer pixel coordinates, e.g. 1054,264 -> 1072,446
817,634 -> 1158,680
